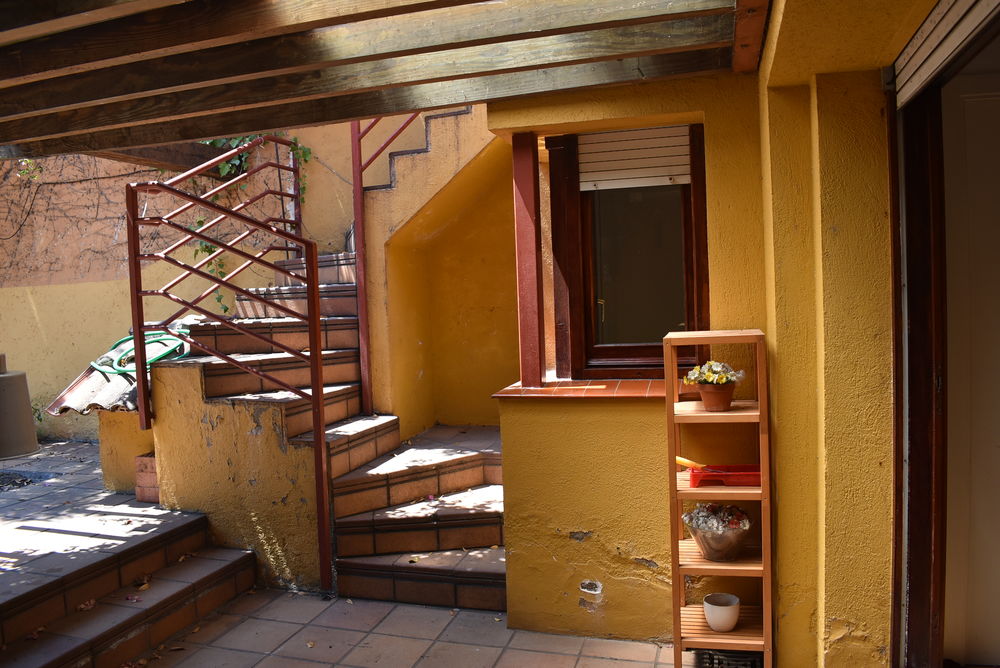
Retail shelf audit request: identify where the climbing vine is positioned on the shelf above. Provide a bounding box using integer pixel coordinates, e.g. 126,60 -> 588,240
189,217 -> 229,314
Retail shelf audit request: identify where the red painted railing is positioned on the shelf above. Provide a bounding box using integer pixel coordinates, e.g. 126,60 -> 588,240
125,135 -> 333,591
349,112 -> 420,416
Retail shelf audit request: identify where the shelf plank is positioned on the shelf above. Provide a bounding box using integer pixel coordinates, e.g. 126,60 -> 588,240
677,538 -> 763,576
677,471 -> 763,500
664,329 -> 764,345
674,399 -> 760,423
680,604 -> 764,651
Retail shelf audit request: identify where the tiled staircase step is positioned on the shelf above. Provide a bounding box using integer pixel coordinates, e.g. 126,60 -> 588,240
0,547 -> 254,668
212,383 -> 361,437
336,484 -> 503,557
290,414 -> 401,479
337,546 -> 506,611
160,349 -> 359,397
187,316 -> 359,354
331,434 -> 501,519
235,283 -> 357,319
275,253 -> 356,286
0,512 -> 208,654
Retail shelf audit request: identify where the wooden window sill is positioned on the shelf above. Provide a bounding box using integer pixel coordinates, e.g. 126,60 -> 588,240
494,379 -> 667,399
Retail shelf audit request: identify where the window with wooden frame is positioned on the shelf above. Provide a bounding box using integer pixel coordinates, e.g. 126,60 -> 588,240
546,124 -> 709,379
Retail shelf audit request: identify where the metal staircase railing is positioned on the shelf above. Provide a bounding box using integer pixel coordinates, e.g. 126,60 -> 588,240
125,135 -> 333,590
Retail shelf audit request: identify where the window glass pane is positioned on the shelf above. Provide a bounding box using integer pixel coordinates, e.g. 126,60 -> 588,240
591,185 -> 685,345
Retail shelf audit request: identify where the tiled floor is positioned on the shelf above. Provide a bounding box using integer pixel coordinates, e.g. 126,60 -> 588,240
142,590 -> 696,667
0,440 -> 194,602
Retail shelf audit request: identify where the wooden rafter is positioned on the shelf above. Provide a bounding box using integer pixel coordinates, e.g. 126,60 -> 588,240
0,0 -> 488,86
0,0 -> 732,121
0,50 -> 731,158
0,16 -> 733,144
0,0 -> 770,156
88,142 -> 228,175
0,0 -> 188,47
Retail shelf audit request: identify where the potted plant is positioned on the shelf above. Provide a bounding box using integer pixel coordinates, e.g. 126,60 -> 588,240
682,503 -> 752,562
683,360 -> 745,411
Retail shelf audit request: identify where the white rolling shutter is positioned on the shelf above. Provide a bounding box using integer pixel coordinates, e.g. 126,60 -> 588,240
578,125 -> 690,191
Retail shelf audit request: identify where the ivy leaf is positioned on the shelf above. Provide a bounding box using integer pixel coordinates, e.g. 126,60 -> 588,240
219,162 -> 231,177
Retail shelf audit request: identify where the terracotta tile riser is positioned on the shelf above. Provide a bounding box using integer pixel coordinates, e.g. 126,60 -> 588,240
336,572 -> 505,612
188,323 -> 359,355
335,518 -> 503,557
284,394 -> 361,437
331,458 -> 498,518
202,359 -> 360,397
327,426 -> 402,478
235,296 -> 357,319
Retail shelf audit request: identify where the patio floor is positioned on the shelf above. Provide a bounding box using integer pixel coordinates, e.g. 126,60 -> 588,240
139,589 -> 694,667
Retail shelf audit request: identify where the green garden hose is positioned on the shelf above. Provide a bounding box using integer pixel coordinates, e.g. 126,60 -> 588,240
90,329 -> 189,375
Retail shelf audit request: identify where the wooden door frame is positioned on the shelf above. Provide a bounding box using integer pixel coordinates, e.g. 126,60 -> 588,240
894,81 -> 948,668
893,14 -> 1000,664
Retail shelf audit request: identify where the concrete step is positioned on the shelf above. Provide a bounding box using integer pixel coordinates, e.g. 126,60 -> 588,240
275,252 -> 356,286
336,484 -> 503,557
235,284 -> 356,319
186,316 -> 358,355
337,546 -> 505,611
212,383 -> 361,438
290,414 -> 400,479
331,428 -> 502,519
159,349 -> 359,398
0,547 -> 254,668
0,509 -> 209,657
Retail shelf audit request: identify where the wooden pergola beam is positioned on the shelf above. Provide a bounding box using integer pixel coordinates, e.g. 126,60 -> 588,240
732,0 -> 769,72
0,49 -> 731,158
88,142 -> 228,175
0,0 -> 187,47
0,0 -> 488,87
0,0 -> 733,121
0,15 -> 733,144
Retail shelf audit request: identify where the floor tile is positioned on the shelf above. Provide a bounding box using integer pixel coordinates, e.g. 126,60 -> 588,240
180,612 -> 245,644
223,588 -> 282,615
581,637 -> 659,662
577,658 -> 655,668
256,656 -> 333,667
510,630 -> 586,654
339,633 -> 432,667
211,617 -> 301,653
175,646 -> 264,667
497,648 -> 579,667
252,591 -> 333,624
372,604 -> 455,639
437,609 -> 513,647
272,624 -> 365,663
312,597 -> 394,631
416,640 -> 502,667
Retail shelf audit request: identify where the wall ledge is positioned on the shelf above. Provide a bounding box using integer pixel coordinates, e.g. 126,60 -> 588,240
493,379 -> 666,400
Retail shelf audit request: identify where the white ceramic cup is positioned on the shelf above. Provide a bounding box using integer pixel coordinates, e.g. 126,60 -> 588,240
703,593 -> 740,632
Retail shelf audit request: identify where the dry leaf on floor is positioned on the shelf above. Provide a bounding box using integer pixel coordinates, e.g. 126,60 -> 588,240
490,545 -> 499,549
408,556 -> 420,563
27,626 -> 45,640
137,583 -> 150,591
346,598 -> 353,604
168,646 -> 186,652
306,641 -> 316,648
190,626 -> 200,633
76,599 -> 96,611
494,617 -> 502,622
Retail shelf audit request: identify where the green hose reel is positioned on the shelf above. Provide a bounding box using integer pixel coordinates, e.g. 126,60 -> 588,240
90,329 -> 190,375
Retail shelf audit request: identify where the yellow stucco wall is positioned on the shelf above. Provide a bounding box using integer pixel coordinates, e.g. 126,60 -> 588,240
98,410 -> 153,492
386,137 -> 519,436
489,72 -> 768,641
487,0 -> 929,661
151,365 -> 320,588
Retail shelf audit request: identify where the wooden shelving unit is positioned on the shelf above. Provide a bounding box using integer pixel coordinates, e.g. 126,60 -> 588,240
664,329 -> 772,667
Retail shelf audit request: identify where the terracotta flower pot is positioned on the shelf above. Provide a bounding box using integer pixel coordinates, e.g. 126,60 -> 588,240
698,382 -> 736,412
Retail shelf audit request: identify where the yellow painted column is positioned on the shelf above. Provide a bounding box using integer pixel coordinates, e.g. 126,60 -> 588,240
811,70 -> 895,665
97,410 -> 153,492
759,83 -> 822,667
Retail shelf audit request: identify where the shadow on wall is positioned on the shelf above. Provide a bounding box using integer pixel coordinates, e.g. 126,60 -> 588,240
386,139 -> 519,438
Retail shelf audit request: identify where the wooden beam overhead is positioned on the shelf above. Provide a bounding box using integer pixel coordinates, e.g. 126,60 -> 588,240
0,0 -> 489,87
0,15 -> 733,144
0,49 -> 731,158
0,0 -> 733,121
732,0 -> 769,72
0,0 -> 188,47
88,142 -> 227,175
